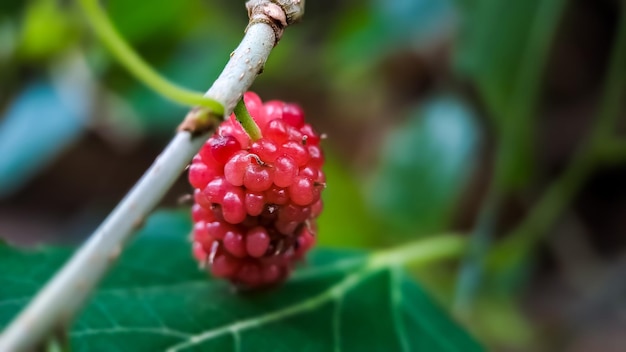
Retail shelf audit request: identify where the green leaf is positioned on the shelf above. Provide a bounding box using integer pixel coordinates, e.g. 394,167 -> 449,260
0,212 -> 482,351
369,96 -> 480,235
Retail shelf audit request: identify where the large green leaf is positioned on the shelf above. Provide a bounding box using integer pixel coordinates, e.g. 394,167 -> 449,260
0,212 -> 482,351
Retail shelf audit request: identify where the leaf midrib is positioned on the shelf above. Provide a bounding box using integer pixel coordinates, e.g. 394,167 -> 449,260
164,259 -> 380,352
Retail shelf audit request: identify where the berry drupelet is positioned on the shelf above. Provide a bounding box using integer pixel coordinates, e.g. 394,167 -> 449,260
189,92 -> 325,288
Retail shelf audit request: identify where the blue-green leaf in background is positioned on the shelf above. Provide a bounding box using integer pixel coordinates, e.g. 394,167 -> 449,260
0,211 -> 483,351
373,0 -> 457,49
369,95 -> 480,235
0,82 -> 85,198
0,54 -> 94,198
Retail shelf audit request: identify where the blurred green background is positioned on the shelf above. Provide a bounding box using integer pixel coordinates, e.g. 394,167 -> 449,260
1,0 -> 625,350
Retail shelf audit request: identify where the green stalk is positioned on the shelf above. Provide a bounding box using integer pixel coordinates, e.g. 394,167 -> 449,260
77,0 -> 224,114
233,98 -> 262,140
368,234 -> 466,269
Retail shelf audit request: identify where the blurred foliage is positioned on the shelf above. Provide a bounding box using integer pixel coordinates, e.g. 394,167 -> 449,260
455,0 -> 567,190
17,0 -> 79,61
317,152 -> 381,248
327,0 -> 455,74
322,0 -> 456,113
369,95 -> 480,236
455,0 -> 541,121
0,80 -> 84,197
106,0 -> 198,44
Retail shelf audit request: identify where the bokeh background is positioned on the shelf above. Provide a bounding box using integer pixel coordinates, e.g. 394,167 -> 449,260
1,0 -> 625,351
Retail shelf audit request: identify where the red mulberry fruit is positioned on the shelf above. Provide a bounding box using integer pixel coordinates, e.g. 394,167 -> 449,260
189,92 -> 325,288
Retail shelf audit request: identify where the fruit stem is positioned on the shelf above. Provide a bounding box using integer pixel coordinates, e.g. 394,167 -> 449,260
234,98 -> 263,140
76,0 -> 224,114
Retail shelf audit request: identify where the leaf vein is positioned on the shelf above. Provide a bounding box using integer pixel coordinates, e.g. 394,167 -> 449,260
92,301 -> 119,328
0,297 -> 30,307
165,264 -> 380,352
332,295 -> 342,352
71,327 -> 191,339
391,267 -> 410,352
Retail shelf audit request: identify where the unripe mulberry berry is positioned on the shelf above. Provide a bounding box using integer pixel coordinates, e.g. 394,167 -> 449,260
189,92 -> 325,288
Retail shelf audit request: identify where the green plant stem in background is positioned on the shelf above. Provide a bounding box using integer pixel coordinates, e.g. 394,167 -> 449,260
369,234 -> 466,269
453,191 -> 499,315
597,139 -> 626,165
454,0 -> 567,315
495,0 -> 568,191
234,98 -> 262,140
76,0 -> 224,115
488,3 -> 626,274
